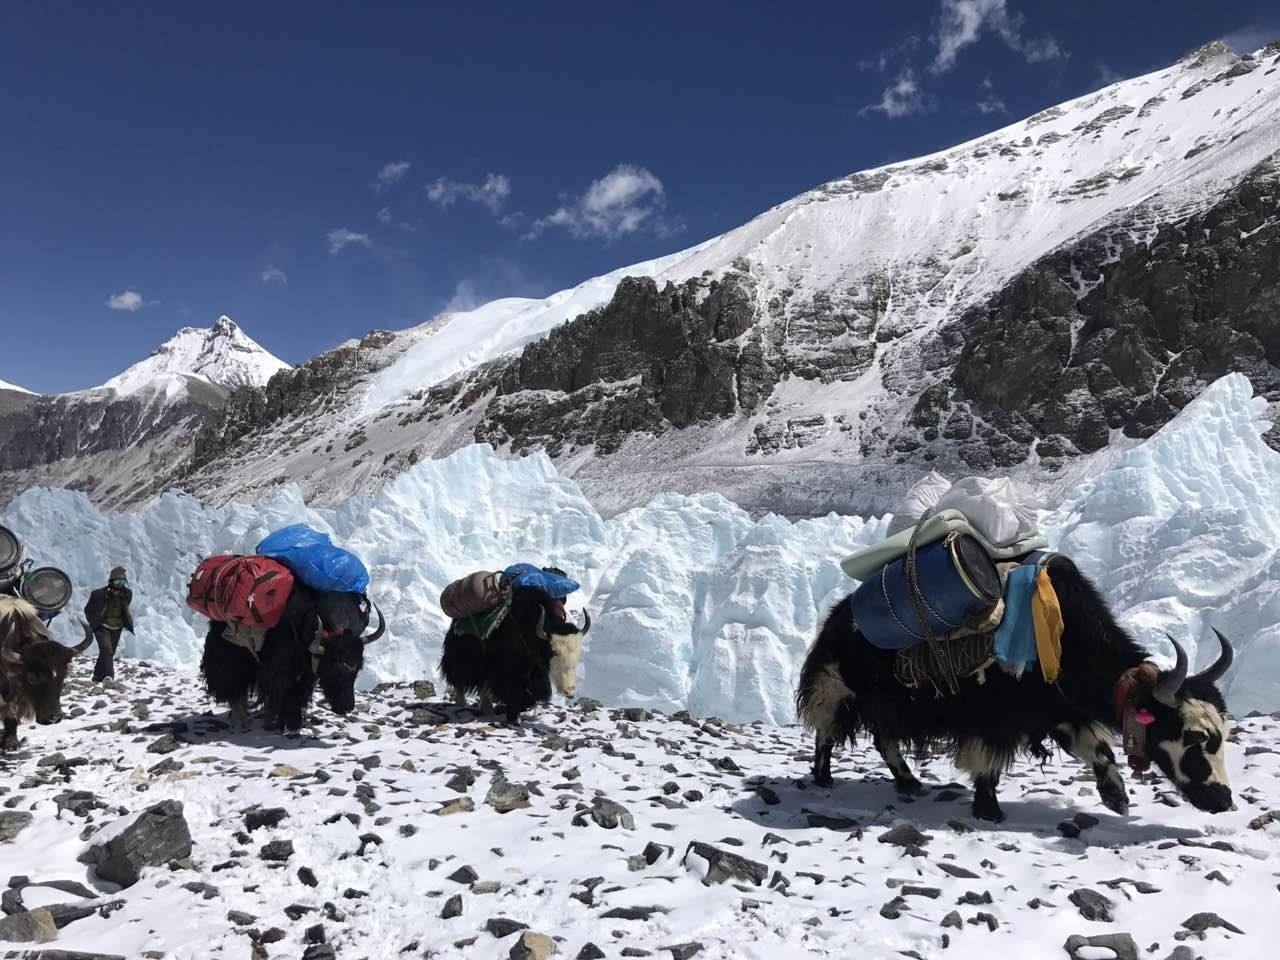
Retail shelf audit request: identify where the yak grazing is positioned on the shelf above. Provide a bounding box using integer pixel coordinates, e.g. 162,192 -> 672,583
1,596 -> 94,750
441,584 -> 589,725
797,554 -> 1234,822
200,583 -> 385,732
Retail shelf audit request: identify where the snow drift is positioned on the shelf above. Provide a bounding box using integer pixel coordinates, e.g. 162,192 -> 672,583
4,374 -> 1276,722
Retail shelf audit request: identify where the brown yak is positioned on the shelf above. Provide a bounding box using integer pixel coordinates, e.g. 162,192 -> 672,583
0,596 -> 94,750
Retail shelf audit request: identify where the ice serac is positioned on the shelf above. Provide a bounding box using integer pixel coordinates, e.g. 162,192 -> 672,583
4,375 -> 1277,720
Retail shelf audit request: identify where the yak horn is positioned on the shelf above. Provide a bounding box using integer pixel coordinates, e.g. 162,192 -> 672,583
1,643 -> 21,665
1153,634 -> 1189,707
362,602 -> 385,645
71,619 -> 95,654
1192,628 -> 1234,685
579,610 -> 591,636
309,615 -> 325,656
534,607 -> 547,641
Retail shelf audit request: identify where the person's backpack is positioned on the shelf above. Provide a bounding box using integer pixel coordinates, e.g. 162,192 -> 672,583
186,556 -> 295,629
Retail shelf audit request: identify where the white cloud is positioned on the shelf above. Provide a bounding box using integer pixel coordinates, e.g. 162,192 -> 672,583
861,68 -> 928,119
527,164 -> 677,241
932,0 -> 1065,73
426,173 -> 512,214
376,206 -> 393,225
373,160 -> 411,190
261,265 -> 288,286
859,35 -> 922,72
326,228 -> 372,254
105,289 -> 144,311
1221,25 -> 1279,55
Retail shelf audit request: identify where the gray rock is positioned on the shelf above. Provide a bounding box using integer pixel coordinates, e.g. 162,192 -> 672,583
441,893 -> 463,919
485,775 -> 531,814
77,800 -> 193,888
1069,889 -> 1116,923
576,944 -> 606,960
1181,912 -> 1244,934
146,734 -> 179,755
877,823 -> 932,847
258,840 -> 294,862
1064,933 -> 1138,960
53,791 -> 103,818
600,906 -> 668,920
0,812 -> 33,843
244,807 -> 289,831
509,931 -> 556,960
663,944 -> 703,960
936,862 -> 980,879
683,842 -> 767,887
0,907 -> 57,943
486,917 -> 529,938
584,798 -> 635,830
447,865 -> 479,885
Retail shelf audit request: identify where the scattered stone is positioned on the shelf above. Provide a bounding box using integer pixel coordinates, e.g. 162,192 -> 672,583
227,910 -> 256,926
0,812 -> 33,843
0,907 -> 57,943
806,814 -> 859,831
753,785 -> 780,805
642,842 -> 673,865
1064,933 -> 1138,960
486,917 -> 530,938
437,797 -> 476,816
879,896 -> 907,919
580,798 -> 635,830
683,842 -> 767,887
259,840 -> 294,862
297,867 -> 318,887
472,881 -> 501,895
146,734 -> 180,755
509,931 -> 556,959
663,943 -> 703,960
936,862 -> 980,879
485,775 -> 531,814
244,807 -> 289,831
600,906 -> 668,920
182,881 -> 221,900
941,911 -> 963,929
878,824 -> 932,847
441,894 -> 463,919
77,800 -> 193,888
1068,888 -> 1115,923
53,791 -> 103,817
447,865 -> 479,885
577,944 -> 606,960
1180,912 -> 1244,934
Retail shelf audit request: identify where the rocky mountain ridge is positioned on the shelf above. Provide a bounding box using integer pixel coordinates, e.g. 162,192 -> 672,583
2,40 -> 1278,516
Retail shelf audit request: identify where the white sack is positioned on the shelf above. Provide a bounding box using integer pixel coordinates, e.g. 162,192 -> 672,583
934,476 -> 1040,547
886,471 -> 952,536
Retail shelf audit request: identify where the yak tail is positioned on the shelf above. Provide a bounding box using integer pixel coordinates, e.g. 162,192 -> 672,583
795,646 -> 857,739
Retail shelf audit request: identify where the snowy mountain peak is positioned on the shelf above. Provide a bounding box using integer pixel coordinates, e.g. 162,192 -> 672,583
98,315 -> 290,397
0,377 -> 34,395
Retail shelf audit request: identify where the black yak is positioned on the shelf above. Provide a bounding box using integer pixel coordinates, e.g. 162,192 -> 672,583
440,585 -> 589,724
1,597 -> 94,749
796,555 -> 1234,822
200,584 -> 384,732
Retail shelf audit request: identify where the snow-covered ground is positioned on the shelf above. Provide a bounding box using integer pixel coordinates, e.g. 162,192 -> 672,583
4,373 -> 1278,720
0,661 -> 1276,959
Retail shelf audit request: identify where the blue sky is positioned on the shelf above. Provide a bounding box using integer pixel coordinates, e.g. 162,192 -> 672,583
2,1 -> 1276,393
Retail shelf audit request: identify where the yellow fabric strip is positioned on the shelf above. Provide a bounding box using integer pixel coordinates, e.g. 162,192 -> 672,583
1032,567 -> 1064,683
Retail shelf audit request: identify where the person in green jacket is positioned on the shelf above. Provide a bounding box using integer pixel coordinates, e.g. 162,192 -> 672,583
83,566 -> 134,682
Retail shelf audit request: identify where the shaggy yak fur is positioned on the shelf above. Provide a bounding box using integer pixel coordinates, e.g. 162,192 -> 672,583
199,583 -> 385,732
0,596 -> 93,750
440,585 -> 588,724
796,555 -> 1235,822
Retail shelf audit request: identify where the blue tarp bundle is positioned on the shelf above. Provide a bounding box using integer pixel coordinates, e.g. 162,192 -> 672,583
256,524 -> 370,595
503,563 -> 579,598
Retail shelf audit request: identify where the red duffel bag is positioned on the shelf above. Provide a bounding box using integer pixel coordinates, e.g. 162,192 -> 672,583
187,555 -> 295,629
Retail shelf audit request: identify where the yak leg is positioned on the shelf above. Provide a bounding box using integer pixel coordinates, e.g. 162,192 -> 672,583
956,739 -> 1007,822
874,735 -> 924,796
1,718 -> 18,752
812,733 -> 836,787
1053,722 -> 1129,815
477,689 -> 494,715
229,696 -> 250,733
450,686 -> 468,707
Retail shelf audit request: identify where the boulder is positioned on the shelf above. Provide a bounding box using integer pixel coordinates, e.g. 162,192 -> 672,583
77,801 -> 192,888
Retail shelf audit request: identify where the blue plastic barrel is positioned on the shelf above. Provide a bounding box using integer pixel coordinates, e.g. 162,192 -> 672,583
850,533 -> 1000,651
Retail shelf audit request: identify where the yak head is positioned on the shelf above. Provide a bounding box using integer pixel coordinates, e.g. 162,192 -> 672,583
307,600 -> 385,716
533,603 -> 590,698
1136,630 -> 1234,814
0,598 -> 94,725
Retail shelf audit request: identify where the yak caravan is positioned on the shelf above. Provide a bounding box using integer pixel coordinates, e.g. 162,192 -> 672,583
2,4 -> 1279,959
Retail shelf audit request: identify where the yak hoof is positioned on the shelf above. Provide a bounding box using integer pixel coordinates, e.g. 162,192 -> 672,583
972,798 -> 1005,823
813,773 -> 834,788
229,701 -> 250,732
1,735 -> 18,752
894,777 -> 927,798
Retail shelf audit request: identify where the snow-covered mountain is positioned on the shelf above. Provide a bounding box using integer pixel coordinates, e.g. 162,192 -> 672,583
3,41 -> 1279,518
0,316 -> 288,508
97,315 -> 288,396
0,377 -> 34,394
